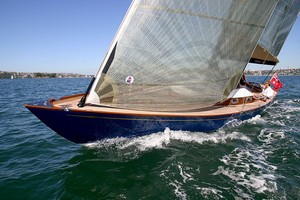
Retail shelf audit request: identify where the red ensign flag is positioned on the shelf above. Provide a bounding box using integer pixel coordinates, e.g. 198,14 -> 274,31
270,73 -> 283,91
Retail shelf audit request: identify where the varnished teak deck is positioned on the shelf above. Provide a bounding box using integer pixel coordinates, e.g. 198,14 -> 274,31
52,93 -> 276,117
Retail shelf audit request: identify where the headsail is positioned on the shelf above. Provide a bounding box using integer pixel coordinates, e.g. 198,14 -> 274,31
250,0 -> 300,65
87,0 -> 278,111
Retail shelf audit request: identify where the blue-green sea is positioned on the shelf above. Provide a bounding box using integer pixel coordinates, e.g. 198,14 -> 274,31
0,76 -> 299,199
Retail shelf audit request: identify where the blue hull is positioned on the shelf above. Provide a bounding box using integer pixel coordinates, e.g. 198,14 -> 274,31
25,99 -> 267,144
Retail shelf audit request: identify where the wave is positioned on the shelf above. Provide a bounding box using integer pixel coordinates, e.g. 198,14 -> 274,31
85,128 -> 251,151
244,115 -> 266,125
258,128 -> 285,145
213,147 -> 278,196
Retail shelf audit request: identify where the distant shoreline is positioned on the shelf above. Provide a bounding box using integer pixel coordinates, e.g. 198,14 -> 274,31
1,68 -> 300,79
245,68 -> 300,76
0,71 -> 93,79
246,74 -> 300,76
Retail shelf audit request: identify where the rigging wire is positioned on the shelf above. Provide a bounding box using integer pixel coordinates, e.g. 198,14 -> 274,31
240,48 -> 276,115
261,65 -> 276,84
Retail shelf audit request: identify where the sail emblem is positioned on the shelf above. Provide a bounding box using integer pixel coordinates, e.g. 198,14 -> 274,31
125,76 -> 134,84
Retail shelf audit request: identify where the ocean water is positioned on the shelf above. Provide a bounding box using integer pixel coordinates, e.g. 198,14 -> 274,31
0,76 -> 299,199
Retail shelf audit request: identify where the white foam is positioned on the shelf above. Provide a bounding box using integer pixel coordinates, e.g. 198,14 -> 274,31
223,118 -> 243,128
85,128 -> 251,152
245,115 -> 266,125
285,106 -> 300,113
213,147 -> 277,194
258,128 -> 285,144
169,180 -> 187,200
197,187 -> 224,199
272,120 -> 286,126
177,163 -> 195,184
84,137 -> 129,148
119,129 -> 172,151
275,103 -> 300,113
160,162 -> 195,200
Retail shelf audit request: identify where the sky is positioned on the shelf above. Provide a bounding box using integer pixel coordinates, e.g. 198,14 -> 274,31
0,0 -> 299,75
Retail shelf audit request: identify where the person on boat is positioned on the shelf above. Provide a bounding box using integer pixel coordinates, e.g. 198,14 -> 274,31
238,73 -> 247,88
254,81 -> 274,100
261,80 -> 275,98
260,81 -> 269,90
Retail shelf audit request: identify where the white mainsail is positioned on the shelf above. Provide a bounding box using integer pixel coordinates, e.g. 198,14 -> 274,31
87,0 -> 278,111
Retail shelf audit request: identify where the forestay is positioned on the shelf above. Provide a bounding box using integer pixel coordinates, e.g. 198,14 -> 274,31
87,0 -> 278,111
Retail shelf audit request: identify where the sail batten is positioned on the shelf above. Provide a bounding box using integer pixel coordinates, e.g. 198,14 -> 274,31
87,0 -> 279,111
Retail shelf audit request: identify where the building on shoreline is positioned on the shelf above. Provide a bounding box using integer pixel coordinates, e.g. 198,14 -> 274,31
245,68 -> 300,76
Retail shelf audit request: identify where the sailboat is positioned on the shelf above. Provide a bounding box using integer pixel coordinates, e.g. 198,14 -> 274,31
25,0 -> 300,144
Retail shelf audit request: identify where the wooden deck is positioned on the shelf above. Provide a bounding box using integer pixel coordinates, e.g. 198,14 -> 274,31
52,92 -> 276,117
